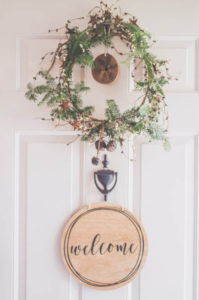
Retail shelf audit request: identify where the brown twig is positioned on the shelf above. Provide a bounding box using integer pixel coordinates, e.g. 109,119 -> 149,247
66,134 -> 81,146
140,85 -> 149,106
46,41 -> 67,75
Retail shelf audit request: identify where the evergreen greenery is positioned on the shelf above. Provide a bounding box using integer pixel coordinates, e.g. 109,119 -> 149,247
25,1 -> 172,151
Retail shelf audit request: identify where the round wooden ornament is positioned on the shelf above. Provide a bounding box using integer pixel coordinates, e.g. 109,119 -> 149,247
91,54 -> 119,84
61,203 -> 148,290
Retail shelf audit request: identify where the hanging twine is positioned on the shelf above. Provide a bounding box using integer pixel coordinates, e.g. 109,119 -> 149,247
97,122 -> 105,156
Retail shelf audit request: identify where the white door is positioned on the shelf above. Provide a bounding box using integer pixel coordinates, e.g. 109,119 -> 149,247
1,0 -> 199,300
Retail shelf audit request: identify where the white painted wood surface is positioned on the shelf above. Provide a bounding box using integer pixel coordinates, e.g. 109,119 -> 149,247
0,0 -> 199,300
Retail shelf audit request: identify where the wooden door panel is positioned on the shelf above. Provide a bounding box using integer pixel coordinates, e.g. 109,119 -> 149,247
0,1 -> 199,300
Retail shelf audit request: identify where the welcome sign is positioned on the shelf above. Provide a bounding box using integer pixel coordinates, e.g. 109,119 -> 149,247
61,203 -> 148,290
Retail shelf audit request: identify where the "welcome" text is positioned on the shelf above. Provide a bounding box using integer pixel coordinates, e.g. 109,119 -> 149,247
70,234 -> 137,256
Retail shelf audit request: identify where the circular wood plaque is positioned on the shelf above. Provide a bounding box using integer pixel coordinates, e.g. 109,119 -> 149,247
91,54 -> 119,84
61,203 -> 148,290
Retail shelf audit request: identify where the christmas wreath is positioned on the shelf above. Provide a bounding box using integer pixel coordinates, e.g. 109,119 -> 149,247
25,1 -> 172,160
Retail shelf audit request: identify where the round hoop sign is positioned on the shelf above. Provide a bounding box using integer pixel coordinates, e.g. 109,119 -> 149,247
61,203 -> 148,290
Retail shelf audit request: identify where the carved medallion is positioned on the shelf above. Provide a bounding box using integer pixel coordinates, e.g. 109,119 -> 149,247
91,54 -> 119,84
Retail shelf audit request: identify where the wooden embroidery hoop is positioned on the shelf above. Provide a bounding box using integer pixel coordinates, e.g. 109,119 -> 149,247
61,202 -> 148,290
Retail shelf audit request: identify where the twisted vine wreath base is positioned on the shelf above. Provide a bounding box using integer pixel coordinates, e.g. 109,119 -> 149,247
25,1 -> 173,163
